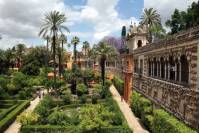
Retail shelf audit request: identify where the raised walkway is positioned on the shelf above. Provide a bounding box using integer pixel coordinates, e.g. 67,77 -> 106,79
109,85 -> 149,133
4,90 -> 46,133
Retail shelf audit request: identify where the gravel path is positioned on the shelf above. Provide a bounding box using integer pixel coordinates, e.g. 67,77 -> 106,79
109,85 -> 149,133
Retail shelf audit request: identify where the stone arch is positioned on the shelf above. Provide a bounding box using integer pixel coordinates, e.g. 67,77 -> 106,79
169,56 -> 175,80
180,55 -> 189,83
160,57 -> 165,78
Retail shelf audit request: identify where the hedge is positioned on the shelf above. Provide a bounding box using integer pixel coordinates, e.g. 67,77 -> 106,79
0,104 -> 18,120
152,109 -> 197,133
112,76 -> 124,95
130,91 -> 197,133
20,125 -> 132,133
0,100 -> 30,132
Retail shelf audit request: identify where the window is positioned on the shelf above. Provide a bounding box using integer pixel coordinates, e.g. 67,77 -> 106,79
137,40 -> 142,48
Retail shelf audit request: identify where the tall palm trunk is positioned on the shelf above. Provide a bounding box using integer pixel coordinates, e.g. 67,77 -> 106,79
100,57 -> 106,86
74,44 -> 77,63
53,30 -> 56,90
58,47 -> 62,78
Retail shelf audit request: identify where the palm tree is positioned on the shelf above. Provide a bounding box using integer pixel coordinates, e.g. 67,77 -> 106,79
140,8 -> 161,43
15,44 -> 26,68
58,34 -> 67,76
60,34 -> 67,52
71,36 -> 80,63
83,41 -> 90,68
39,10 -> 70,89
92,42 -> 117,86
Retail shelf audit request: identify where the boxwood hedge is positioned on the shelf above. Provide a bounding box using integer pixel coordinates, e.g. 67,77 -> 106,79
20,125 -> 132,133
0,100 -> 30,132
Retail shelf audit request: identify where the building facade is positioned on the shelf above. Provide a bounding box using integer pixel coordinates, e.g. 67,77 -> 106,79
106,23 -> 199,129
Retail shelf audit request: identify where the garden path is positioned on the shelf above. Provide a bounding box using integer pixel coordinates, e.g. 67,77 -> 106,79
109,85 -> 149,133
4,90 -> 47,133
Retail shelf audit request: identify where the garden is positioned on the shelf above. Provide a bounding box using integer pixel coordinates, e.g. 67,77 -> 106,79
0,71 -> 46,132
17,67 -> 132,133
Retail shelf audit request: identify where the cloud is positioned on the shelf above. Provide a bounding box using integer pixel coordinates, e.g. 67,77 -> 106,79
0,0 -> 138,49
144,0 -> 198,25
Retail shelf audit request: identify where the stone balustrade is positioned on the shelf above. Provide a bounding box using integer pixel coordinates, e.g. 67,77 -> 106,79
133,74 -> 198,129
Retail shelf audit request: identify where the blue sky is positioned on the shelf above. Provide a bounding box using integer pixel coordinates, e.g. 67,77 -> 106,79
0,0 -> 197,50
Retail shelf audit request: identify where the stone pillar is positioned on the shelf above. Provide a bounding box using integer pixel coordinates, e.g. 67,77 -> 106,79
157,62 -> 159,77
175,63 -> 177,81
168,62 -> 170,80
179,61 -> 182,82
164,62 -> 167,79
160,62 -> 162,78
152,62 -> 155,77
151,61 -> 153,76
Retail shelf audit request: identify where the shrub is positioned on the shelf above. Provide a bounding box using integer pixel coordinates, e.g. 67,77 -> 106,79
76,84 -> 87,97
34,95 -> 54,118
47,110 -> 70,125
17,111 -> 39,126
112,113 -> 123,125
12,72 -> 28,90
91,95 -> 98,104
79,105 -> 113,131
6,83 -> 16,93
0,76 -> 8,89
130,91 -> 141,117
112,76 -> 124,95
0,100 -> 30,132
20,125 -> 132,133
79,95 -> 87,104
105,80 -> 112,89
61,94 -> 71,105
152,109 -> 197,133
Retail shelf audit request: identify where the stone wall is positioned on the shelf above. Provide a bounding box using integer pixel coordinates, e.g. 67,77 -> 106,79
132,27 -> 199,129
133,74 -> 198,129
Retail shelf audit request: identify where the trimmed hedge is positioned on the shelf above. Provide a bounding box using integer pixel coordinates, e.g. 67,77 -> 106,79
20,125 -> 132,133
130,91 -> 153,131
0,104 -> 18,120
152,109 -> 197,133
0,100 -> 30,132
112,76 -> 124,95
130,91 -> 197,133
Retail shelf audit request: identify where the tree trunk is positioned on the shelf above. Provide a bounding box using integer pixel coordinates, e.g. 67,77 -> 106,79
58,48 -> 61,78
53,31 -> 56,90
74,44 -> 77,63
100,57 -> 106,86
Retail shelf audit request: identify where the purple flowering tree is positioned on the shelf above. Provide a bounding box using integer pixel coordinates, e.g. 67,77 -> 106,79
102,36 -> 125,53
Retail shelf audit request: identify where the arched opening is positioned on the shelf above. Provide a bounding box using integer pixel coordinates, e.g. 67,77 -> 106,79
160,57 -> 165,78
180,55 -> 189,83
169,56 -> 175,80
153,58 -> 157,76
137,40 -> 142,48
148,59 -> 151,76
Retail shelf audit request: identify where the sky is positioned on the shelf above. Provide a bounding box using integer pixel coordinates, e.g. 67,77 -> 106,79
0,0 -> 198,50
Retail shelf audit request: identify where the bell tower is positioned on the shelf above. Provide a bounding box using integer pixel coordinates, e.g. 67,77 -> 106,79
126,22 -> 148,51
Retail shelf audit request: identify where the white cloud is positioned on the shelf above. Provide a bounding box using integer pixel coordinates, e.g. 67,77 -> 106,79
144,0 -> 198,25
0,0 -> 138,49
